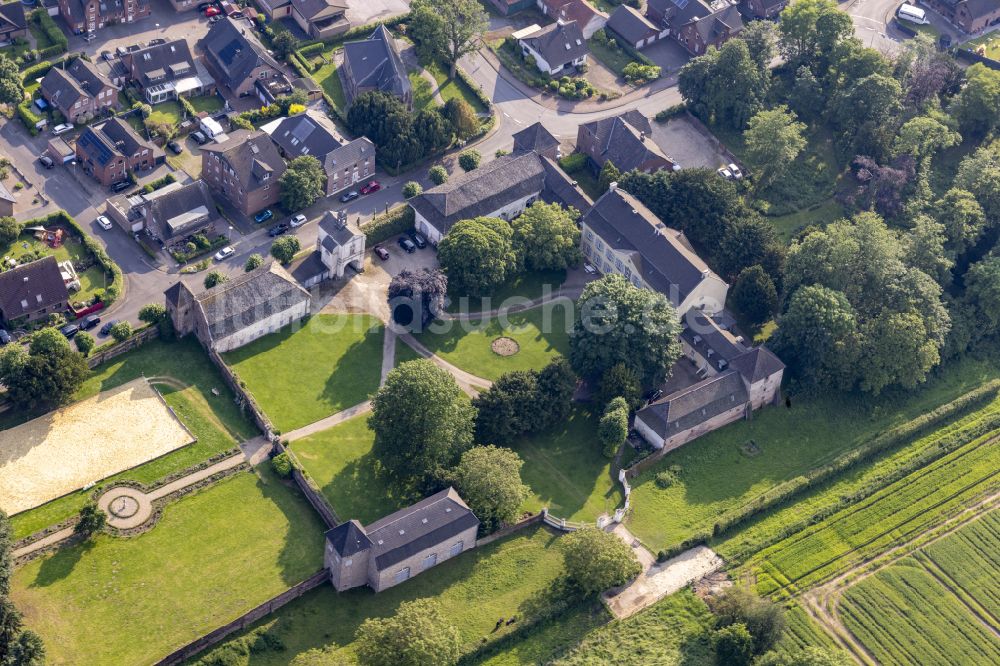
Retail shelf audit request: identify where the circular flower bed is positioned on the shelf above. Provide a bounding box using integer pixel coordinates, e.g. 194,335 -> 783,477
491,336 -> 520,356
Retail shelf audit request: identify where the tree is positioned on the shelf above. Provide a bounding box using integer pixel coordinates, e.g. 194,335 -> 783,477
244,253 -> 264,272
0,54 -> 24,107
203,270 -> 228,289
561,528 -> 642,595
934,188 -> 986,257
0,597 -> 23,658
138,303 -> 167,325
443,98 -> 479,140
598,397 -> 629,458
0,329 -> 88,410
680,40 -> 769,130
905,214 -> 952,285
756,647 -> 853,666
597,160 -> 620,195
0,217 -> 20,246
716,214 -> 785,282
458,149 -> 481,172
270,236 -> 301,264
0,511 -> 12,596
950,63 -> 1000,139
789,65 -> 824,121
777,0 -> 853,69
598,362 -> 640,410
347,92 -> 423,167
964,256 -> 1000,330
437,217 -> 517,296
709,587 -> 787,655
954,141 -> 1000,223
74,331 -> 94,357
354,599 -> 461,666
410,0 -> 488,78
279,155 -> 325,211
387,268 -> 448,330
451,445 -> 529,532
73,501 -> 106,538
534,357 -> 576,428
3,629 -> 46,666
731,265 -> 778,327
429,165 -> 448,185
272,30 -> 299,59
402,181 -> 423,199
473,370 -> 541,445
741,21 -> 777,72
413,108 -> 453,153
509,202 -> 581,272
569,274 -> 682,386
108,321 -> 132,343
713,623 -> 755,666
369,360 -> 476,495
744,106 -> 807,191
829,74 -> 903,158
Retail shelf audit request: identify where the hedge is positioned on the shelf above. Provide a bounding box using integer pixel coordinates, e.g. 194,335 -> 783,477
655,103 -> 687,123
558,152 -> 588,173
141,173 -> 176,194
30,10 -> 68,55
297,42 -> 325,58
17,101 -> 42,135
24,211 -> 123,304
360,205 -> 414,244
455,65 -> 493,111
21,58 -> 62,86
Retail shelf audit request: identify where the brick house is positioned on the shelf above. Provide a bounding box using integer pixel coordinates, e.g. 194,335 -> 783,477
341,25 -> 412,110
741,0 -> 787,19
201,17 -> 286,98
646,0 -> 744,55
0,3 -> 28,42
58,0 -> 150,34
75,117 -> 161,187
923,0 -> 1000,33
606,5 -> 667,49
40,59 -> 119,123
200,130 -> 287,217
537,0 -> 608,39
289,0 -> 349,40
576,110 -> 676,175
122,39 -> 215,103
0,256 -> 69,326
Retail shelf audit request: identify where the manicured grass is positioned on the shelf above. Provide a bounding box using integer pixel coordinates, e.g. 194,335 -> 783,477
446,270 -> 568,314
586,38 -> 635,78
625,357 -> 1000,553
223,314 -> 385,433
11,466 -> 326,665
416,304 -> 571,381
0,231 -> 113,306
7,338 -> 257,540
424,59 -> 487,114
515,407 -> 624,522
408,70 -> 437,111
314,60 -> 348,111
290,414 -> 402,525
395,335 -> 424,366
187,94 -> 224,115
190,526 -> 570,664
148,100 -> 184,126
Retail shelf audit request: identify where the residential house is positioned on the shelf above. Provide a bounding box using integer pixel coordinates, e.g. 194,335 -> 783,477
255,0 -> 292,20
164,260 -> 310,353
0,181 -> 14,217
517,20 -> 589,75
537,0 -> 608,39
200,130 -> 287,217
512,121 -> 561,161
40,58 -> 119,123
484,0 -> 536,15
58,0 -> 150,34
741,0 -> 787,20
260,111 -> 376,197
201,17 -> 286,98
0,3 -> 28,43
0,256 -> 69,326
144,180 -> 221,241
580,184 -> 728,315
923,0 -> 1000,33
75,117 -> 161,187
606,5 -> 667,49
290,0 -> 349,40
317,210 -> 364,278
646,0 -> 744,55
325,488 -> 479,593
168,0 -> 199,12
576,110 -> 676,175
341,25 -> 412,110
122,39 -> 215,103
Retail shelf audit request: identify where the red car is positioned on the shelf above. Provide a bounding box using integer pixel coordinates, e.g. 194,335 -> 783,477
360,180 -> 381,195
373,245 -> 390,261
204,6 -> 221,16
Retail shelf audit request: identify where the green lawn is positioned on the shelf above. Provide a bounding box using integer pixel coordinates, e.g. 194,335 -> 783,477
424,59 -> 487,114
314,60 -> 348,111
223,314 -> 385,433
187,94 -> 224,115
408,70 -> 437,111
515,408 -> 624,522
586,38 -> 635,78
395,335 -> 424,367
965,32 -> 1000,59
416,304 -> 571,381
189,526 -> 570,665
1,230 -> 113,307
625,356 -> 1000,552
6,338 -> 257,540
11,466 -> 326,666
446,270 -> 567,314
148,100 -> 184,126
290,414 -> 402,525
766,199 -> 846,242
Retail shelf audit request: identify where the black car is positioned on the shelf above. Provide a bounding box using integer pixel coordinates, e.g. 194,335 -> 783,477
99,320 -> 119,336
38,155 -> 54,169
60,323 -> 80,338
110,180 -> 131,193
339,190 -> 359,203
101,50 -> 114,61
938,34 -> 952,50
0,329 -> 10,345
398,237 -> 416,253
81,314 -> 101,330
191,131 -> 208,145
409,231 -> 428,249
268,223 -> 289,237
167,141 -> 183,155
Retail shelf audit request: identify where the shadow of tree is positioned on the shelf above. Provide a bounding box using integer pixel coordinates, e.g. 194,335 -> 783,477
30,538 -> 95,588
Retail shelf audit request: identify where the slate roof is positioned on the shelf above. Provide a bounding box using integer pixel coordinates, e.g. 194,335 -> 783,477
41,68 -> 86,110
520,20 -> 589,68
78,117 -> 158,168
126,39 -> 197,86
66,58 -> 113,97
324,137 -> 375,175
578,111 -> 674,173
729,346 -> 785,383
148,179 -> 219,238
201,130 -> 287,193
409,152 -> 547,236
636,370 -> 749,438
318,210 -> 361,251
681,310 -> 747,370
290,0 -> 346,21
540,155 -> 593,215
193,261 -> 310,341
325,519 -> 372,557
202,17 -> 282,90
0,3 -> 27,35
690,4 -> 743,44
583,187 -> 717,303
342,25 -> 410,102
364,488 -> 479,571
607,4 -> 660,43
647,0 -> 713,26
513,122 -> 560,156
261,111 -> 373,177
0,256 -> 68,321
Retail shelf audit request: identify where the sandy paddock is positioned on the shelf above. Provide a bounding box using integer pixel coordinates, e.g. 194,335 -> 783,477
0,378 -> 195,515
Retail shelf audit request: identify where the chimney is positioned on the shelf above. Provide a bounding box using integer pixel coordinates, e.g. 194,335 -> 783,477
608,181 -> 618,192
639,131 -> 646,141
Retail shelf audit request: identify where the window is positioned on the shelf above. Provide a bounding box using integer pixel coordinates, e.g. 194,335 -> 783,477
394,567 -> 410,584
586,230 -> 593,240
615,259 -> 623,271
422,553 -> 437,570
596,239 -> 604,251
449,541 -> 464,558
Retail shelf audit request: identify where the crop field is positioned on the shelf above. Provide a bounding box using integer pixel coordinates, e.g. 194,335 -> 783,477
839,560 -> 1000,666
772,604 -> 841,656
917,510 -> 1000,619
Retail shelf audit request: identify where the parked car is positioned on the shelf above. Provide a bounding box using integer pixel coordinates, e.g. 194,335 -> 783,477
268,223 -> 289,237
148,38 -> 166,45
373,245 -> 390,261
96,215 -> 113,230
38,155 -> 54,169
167,140 -> 183,155
0,329 -> 10,345
409,230 -> 427,249
81,314 -> 101,330
51,123 -> 73,136
99,320 -> 119,335
339,190 -> 359,203
584,263 -> 597,274
398,237 -> 416,253
190,131 -> 208,145
60,323 -> 80,338
101,50 -> 114,61
717,166 -> 734,180
110,180 -> 131,193
204,5 -> 220,16
728,163 -> 743,180
214,246 -> 234,261
360,180 -> 381,195
289,214 -> 307,228
939,34 -> 952,50
254,209 -> 274,224
82,32 -> 97,43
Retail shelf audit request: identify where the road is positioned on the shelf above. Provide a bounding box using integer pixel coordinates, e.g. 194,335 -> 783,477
843,0 -> 960,53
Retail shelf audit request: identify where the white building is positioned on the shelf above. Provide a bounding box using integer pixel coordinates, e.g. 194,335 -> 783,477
516,20 -> 589,75
317,210 -> 364,278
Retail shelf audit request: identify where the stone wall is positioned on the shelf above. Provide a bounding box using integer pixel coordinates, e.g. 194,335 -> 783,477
86,325 -> 159,368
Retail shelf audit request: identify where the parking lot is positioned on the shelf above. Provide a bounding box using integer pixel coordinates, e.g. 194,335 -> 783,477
650,115 -> 734,170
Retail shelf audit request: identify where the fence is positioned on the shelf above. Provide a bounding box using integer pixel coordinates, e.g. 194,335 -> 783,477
155,569 -> 330,665
475,512 -> 544,548
86,326 -> 158,368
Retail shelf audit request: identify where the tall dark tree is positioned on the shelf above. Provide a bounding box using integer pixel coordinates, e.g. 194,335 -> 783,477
717,215 -> 785,283
534,357 -> 576,429
413,108 -> 453,153
509,202 -> 581,272
0,329 -> 88,410
387,268 -> 448,330
437,217 -> 517,296
950,63 -> 1000,139
731,265 -> 778,328
278,155 -> 325,211
473,370 -> 541,445
450,445 -> 529,533
0,54 -> 23,107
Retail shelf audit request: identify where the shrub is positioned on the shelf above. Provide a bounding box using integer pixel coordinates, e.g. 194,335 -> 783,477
654,469 -> 678,489
402,181 -> 422,198
558,152 -> 588,173
360,205 -> 414,245
109,321 -> 133,342
429,165 -> 448,185
271,452 -> 293,478
458,149 -> 481,172
655,103 -> 687,123
622,61 -> 661,83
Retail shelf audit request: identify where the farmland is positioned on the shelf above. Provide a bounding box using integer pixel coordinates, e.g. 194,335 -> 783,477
917,509 -> 1000,619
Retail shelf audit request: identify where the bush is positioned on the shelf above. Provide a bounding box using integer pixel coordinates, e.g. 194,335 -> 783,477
109,321 -> 133,342
622,62 -> 661,83
429,165 -> 448,185
558,152 -> 588,173
360,205 -> 415,245
402,181 -> 422,198
141,173 -> 176,194
458,149 -> 481,172
271,452 -> 293,478
655,102 -> 687,123
654,469 -> 678,489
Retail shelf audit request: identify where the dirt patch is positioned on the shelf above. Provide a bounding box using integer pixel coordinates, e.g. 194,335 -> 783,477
491,336 -> 520,356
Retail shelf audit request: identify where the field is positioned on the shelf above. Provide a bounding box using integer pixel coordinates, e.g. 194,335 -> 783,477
1,229 -> 113,306
11,466 -> 326,665
918,509 -> 1000,619
0,378 -> 194,515
7,338 -> 256,540
223,314 -> 385,432
190,526 -> 569,665
416,305 -> 571,381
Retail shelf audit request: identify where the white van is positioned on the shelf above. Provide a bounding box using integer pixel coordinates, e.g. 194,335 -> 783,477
898,3 -> 930,25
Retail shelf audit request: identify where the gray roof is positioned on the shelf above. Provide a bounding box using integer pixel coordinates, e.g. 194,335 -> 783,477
513,122 -> 560,155
201,130 -> 287,194
202,17 -> 282,89
342,25 -> 410,103
681,310 -> 748,370
0,180 -> 14,204
540,155 -> 593,215
364,488 -> 479,571
290,0 -> 346,21
318,210 -> 362,251
194,261 -> 310,341
126,39 -> 197,87
690,4 -> 743,44
41,68 -> 86,110
578,111 -> 674,173
729,346 -> 785,383
148,180 -> 219,238
0,3 -> 26,34
607,5 -> 660,43
77,117 -> 155,167
264,111 -> 343,161
520,20 -> 589,68
647,0 -> 713,26
583,187 -> 717,303
409,152 -> 547,235
324,519 -> 372,557
636,370 -> 748,438
0,256 -> 68,321
323,136 -> 375,175
66,58 -> 114,97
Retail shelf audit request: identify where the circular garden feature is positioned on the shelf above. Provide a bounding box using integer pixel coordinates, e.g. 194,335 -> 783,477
491,336 -> 520,356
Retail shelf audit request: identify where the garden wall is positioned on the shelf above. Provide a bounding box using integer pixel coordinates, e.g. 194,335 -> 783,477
475,512 -> 544,547
155,569 -> 330,666
275,441 -> 340,529
956,48 -> 1000,70
204,347 -> 276,438
86,326 -> 158,368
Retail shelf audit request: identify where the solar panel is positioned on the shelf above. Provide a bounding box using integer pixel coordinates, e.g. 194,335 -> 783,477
672,0 -> 689,8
